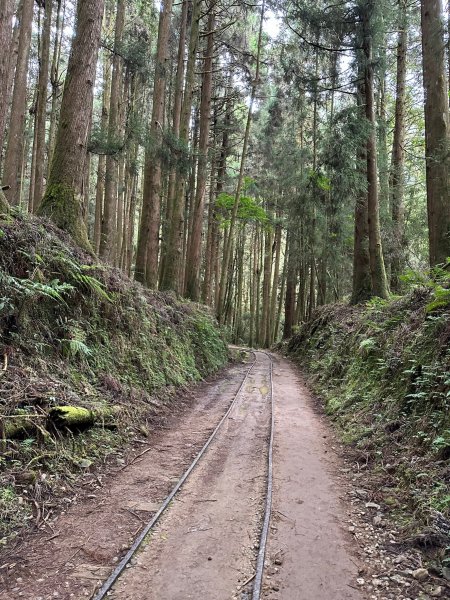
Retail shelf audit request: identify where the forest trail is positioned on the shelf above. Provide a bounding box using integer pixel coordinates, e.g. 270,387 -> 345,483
1,353 -> 363,600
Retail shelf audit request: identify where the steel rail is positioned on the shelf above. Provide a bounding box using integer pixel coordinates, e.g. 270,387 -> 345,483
252,351 -> 274,600
92,351 -> 257,600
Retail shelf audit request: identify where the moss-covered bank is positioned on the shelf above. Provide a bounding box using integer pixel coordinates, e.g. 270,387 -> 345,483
287,292 -> 449,553
0,212 -> 228,544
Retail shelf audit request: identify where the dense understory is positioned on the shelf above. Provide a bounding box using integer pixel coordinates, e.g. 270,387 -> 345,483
0,212 -> 228,544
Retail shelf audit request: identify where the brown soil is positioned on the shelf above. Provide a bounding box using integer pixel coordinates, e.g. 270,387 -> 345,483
0,352 -> 369,600
262,354 -> 363,600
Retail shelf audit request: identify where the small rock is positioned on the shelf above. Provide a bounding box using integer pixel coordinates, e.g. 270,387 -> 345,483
393,554 -> 407,564
356,578 -> 365,586
348,526 -> 356,533
365,502 -> 381,510
373,515 -> 383,526
430,586 -> 442,597
390,574 -> 407,585
271,584 -> 280,591
412,568 -> 429,582
274,558 -> 283,566
372,579 -> 383,587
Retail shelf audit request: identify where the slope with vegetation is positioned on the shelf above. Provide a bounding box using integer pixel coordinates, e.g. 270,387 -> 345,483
0,210 -> 227,545
287,274 -> 450,570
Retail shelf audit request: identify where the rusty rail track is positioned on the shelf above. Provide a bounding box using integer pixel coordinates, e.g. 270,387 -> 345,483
92,349 -> 274,600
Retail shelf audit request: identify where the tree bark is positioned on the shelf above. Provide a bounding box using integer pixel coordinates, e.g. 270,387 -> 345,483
184,10 -> 214,300
283,232 -> 297,339
47,0 -> 64,177
99,0 -> 126,263
421,0 -> 450,266
3,0 -> 34,205
362,3 -> 389,298
30,0 -> 53,212
0,0 -> 14,161
94,41 -> 112,253
135,0 -> 173,286
159,0 -> 189,286
352,144 -> 372,304
161,0 -> 201,292
390,0 -> 408,290
39,0 -> 105,251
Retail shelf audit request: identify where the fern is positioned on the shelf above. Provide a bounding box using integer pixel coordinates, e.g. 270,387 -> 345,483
54,255 -> 112,302
71,269 -> 112,302
58,326 -> 92,358
0,271 -> 73,307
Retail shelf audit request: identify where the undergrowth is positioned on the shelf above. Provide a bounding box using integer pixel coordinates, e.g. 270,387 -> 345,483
287,283 -> 450,564
0,212 -> 228,545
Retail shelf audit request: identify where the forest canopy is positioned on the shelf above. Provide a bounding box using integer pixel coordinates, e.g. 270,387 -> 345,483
0,0 -> 449,346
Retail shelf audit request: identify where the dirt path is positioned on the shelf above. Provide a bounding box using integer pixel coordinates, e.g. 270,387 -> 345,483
262,354 -> 362,599
109,352 -> 272,600
0,352 -> 365,600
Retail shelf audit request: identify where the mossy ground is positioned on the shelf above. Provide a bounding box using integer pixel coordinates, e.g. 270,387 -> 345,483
0,212 -> 228,545
287,292 -> 450,556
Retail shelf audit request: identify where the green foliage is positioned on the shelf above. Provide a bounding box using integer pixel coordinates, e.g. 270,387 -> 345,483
400,261 -> 450,312
216,192 -> 269,225
0,270 -> 74,313
0,486 -> 31,544
58,326 -> 93,359
54,255 -> 112,302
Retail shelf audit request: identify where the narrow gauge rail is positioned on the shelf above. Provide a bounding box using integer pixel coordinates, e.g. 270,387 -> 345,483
92,350 -> 274,600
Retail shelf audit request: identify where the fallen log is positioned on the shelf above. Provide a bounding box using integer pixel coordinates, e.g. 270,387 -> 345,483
1,405 -> 120,440
1,414 -> 46,440
48,405 -> 119,431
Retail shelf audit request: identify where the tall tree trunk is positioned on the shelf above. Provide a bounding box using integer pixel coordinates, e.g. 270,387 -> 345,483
283,232 -> 296,339
47,0 -> 64,176
159,0 -> 188,286
3,0 -> 34,205
217,0 -> 265,321
135,0 -> 173,286
0,0 -> 14,164
39,0 -> 105,250
202,107 -> 218,305
421,0 -> 450,266
261,223 -> 274,347
30,0 -> 53,212
94,47 -> 112,253
268,221 -> 281,346
184,10 -> 214,300
160,0 -> 201,292
362,4 -> 389,298
352,70 -> 372,303
390,0 -> 408,290
99,0 -> 126,263
352,148 -> 372,303
274,238 -> 287,343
